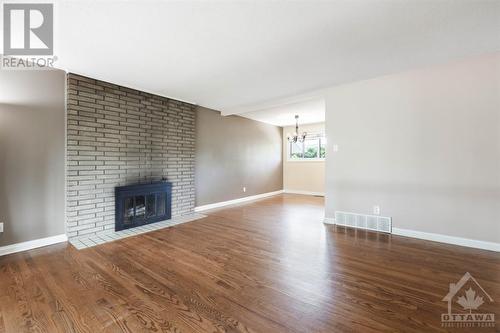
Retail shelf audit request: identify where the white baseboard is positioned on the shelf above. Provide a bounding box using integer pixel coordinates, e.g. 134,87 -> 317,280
0,234 -> 68,257
323,217 -> 336,224
392,228 -> 500,252
284,189 -> 325,196
195,190 -> 284,212
323,218 -> 499,252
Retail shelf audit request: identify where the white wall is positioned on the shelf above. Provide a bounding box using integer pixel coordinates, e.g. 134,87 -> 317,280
325,53 -> 500,243
283,122 -> 325,194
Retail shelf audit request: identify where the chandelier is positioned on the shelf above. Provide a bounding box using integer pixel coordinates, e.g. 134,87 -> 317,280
287,115 -> 307,143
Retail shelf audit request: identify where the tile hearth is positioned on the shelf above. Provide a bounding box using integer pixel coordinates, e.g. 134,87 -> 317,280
69,213 -> 206,250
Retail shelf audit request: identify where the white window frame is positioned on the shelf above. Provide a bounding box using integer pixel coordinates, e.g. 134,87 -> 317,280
287,133 -> 326,162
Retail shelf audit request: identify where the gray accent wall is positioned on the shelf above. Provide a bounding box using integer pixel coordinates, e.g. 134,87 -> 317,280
325,53 -> 500,243
0,69 -> 66,246
66,74 -> 196,239
195,107 -> 283,206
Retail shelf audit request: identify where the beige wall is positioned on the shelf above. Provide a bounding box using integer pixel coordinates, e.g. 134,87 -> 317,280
0,69 -> 66,246
283,122 -> 325,194
325,53 -> 500,243
196,107 -> 283,206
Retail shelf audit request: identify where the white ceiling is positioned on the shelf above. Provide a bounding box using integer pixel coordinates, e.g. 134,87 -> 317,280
240,98 -> 325,127
44,1 -> 500,112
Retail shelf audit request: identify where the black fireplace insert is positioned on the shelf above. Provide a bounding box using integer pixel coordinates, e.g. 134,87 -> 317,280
115,181 -> 172,231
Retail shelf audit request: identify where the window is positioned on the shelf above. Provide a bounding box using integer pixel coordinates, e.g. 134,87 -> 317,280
290,141 -> 304,158
288,133 -> 326,160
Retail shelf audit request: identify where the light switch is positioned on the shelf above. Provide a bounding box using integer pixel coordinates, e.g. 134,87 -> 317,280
333,144 -> 339,152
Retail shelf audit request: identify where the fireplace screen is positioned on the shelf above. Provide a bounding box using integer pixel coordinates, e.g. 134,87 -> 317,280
115,181 -> 172,231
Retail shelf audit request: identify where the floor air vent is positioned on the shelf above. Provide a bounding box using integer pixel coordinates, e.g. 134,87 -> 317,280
334,211 -> 392,233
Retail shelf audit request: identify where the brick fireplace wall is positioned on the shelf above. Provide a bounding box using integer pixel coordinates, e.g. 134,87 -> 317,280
66,74 -> 195,239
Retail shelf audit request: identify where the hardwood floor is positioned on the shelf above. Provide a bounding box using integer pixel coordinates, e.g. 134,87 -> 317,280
0,194 -> 499,332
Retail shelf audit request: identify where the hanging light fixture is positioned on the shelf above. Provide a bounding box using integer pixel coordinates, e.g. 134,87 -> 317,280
287,115 -> 307,143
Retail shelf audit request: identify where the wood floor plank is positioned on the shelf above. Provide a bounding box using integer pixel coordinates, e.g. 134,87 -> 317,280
0,194 -> 499,332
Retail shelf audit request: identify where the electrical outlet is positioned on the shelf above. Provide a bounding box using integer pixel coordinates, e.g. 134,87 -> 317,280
243,187 -> 246,193
0,222 -> 3,233
373,205 -> 380,215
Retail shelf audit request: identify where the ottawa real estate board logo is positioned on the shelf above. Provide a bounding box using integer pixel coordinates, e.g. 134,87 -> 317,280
442,272 -> 495,329
2,2 -> 56,69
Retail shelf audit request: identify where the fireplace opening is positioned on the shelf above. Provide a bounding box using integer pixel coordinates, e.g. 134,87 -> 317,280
115,181 -> 172,231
